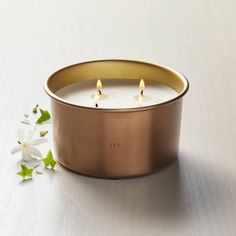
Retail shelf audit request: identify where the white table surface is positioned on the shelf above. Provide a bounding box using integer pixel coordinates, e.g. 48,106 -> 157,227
1,0 -> 236,235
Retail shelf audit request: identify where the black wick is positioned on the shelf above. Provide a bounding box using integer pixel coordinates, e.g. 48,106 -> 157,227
95,90 -> 102,107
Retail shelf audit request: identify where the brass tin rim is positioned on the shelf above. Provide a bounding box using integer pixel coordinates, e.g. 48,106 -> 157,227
44,59 -> 189,112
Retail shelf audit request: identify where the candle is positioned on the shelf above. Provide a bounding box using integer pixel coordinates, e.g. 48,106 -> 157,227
55,79 -> 178,109
44,59 -> 189,178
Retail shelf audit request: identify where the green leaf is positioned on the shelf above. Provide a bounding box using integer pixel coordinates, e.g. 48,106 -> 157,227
43,150 -> 57,169
17,164 -> 33,179
36,108 -> 51,124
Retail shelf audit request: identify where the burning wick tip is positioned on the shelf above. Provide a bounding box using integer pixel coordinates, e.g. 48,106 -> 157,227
98,89 -> 102,95
141,90 -> 144,96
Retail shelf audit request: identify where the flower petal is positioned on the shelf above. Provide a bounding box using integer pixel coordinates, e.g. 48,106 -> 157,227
11,145 -> 21,154
30,147 -> 42,158
22,149 -> 33,162
27,127 -> 36,142
17,130 -> 24,142
30,138 -> 47,146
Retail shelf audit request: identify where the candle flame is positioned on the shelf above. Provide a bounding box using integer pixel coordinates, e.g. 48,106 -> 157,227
96,79 -> 102,90
139,79 -> 145,90
95,80 -> 102,107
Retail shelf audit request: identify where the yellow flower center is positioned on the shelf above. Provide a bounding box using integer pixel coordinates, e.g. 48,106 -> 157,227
22,142 -> 29,148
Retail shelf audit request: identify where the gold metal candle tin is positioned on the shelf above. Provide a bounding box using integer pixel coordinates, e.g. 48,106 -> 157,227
44,60 -> 189,178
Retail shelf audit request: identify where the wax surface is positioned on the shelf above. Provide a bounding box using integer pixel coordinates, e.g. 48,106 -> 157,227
55,79 -> 179,109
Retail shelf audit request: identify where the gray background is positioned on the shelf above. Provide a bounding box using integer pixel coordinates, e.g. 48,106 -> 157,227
0,0 -> 236,235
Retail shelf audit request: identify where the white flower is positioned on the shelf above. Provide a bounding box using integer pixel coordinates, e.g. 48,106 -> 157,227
11,129 -> 47,162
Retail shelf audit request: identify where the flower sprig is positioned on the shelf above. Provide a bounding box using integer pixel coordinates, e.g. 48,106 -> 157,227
12,105 -> 57,180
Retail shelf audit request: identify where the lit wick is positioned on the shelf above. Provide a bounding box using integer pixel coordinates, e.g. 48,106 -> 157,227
95,79 -> 102,107
137,79 -> 145,105
139,79 -> 145,97
97,79 -> 102,95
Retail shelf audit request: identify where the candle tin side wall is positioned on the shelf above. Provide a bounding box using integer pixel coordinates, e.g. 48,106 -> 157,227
50,98 -> 183,178
45,59 -> 189,178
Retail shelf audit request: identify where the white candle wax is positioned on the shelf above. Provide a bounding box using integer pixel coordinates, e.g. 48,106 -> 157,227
55,79 -> 179,109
